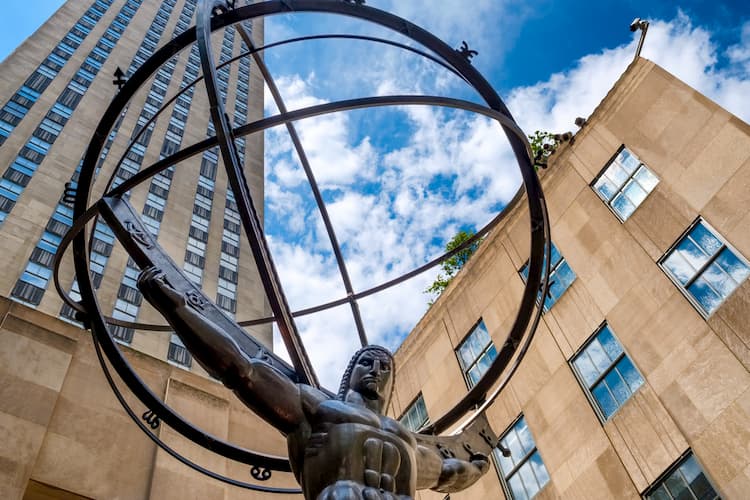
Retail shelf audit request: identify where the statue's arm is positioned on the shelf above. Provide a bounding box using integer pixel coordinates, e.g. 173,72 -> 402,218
138,267 -> 304,433
415,443 -> 489,493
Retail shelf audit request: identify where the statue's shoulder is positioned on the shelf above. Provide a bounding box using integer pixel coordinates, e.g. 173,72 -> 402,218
299,384 -> 332,406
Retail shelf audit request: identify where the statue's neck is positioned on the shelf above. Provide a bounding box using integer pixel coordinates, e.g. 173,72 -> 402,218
344,390 -> 383,414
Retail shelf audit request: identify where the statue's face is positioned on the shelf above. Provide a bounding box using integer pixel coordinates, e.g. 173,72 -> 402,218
349,350 -> 393,404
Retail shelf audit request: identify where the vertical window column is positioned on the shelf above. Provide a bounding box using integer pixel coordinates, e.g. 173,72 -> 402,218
58,0 -> 178,320
109,0 -> 201,342
0,0 -> 146,225
0,0 -> 115,146
217,191 -> 240,316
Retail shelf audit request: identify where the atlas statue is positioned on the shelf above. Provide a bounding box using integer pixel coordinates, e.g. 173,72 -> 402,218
138,267 -> 489,499
58,0 -> 549,497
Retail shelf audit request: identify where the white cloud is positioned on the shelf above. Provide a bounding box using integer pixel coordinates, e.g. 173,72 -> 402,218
260,9 -> 750,389
726,21 -> 750,70
265,74 -> 378,188
509,11 -> 750,134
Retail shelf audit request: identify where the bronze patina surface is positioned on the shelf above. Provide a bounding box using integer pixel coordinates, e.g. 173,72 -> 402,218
138,266 -> 491,499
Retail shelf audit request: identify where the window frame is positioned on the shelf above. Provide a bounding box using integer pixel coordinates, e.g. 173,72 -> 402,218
591,145 -> 660,222
167,333 -> 192,369
642,450 -> 720,500
494,414 -> 550,500
659,216 -> 750,319
520,241 -> 576,312
455,319 -> 497,389
398,393 -> 430,433
569,322 -> 645,422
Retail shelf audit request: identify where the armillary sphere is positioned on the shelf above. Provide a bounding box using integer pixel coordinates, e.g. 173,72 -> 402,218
53,0 -> 551,493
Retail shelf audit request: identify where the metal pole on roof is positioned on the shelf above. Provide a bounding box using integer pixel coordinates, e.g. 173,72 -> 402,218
630,17 -> 650,61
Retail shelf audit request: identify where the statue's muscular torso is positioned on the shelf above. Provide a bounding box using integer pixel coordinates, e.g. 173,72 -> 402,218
135,268 -> 488,499
288,386 -> 417,500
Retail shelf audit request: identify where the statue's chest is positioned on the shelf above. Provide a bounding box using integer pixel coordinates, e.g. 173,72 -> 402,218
312,399 -> 382,428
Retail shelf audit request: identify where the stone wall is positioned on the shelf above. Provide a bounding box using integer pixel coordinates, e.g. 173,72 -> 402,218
0,297 -> 299,499
393,58 -> 750,499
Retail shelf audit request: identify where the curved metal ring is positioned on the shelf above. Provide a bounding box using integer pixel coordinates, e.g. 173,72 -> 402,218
63,0 -> 548,486
56,95 -> 529,323
89,318 -> 302,493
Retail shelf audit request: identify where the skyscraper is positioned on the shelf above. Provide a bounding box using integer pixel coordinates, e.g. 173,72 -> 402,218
0,0 -> 270,375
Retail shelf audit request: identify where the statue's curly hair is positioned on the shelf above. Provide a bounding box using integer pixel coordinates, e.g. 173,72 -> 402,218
337,345 -> 395,406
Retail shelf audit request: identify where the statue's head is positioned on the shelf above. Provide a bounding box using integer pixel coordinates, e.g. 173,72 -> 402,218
338,345 -> 395,413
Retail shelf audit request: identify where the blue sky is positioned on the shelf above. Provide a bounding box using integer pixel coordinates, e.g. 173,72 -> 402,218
1,0 -> 748,387
258,0 -> 750,386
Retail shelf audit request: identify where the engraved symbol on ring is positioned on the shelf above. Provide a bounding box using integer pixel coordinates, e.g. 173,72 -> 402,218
250,466 -> 272,481
125,220 -> 153,248
142,410 -> 160,429
186,290 -> 206,310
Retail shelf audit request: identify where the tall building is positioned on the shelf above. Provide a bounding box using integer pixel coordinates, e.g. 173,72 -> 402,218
0,3 -> 295,498
0,0 -> 270,375
392,58 -> 750,499
1,3 -> 748,499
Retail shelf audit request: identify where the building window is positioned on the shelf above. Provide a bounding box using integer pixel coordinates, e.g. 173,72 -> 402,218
399,394 -> 429,432
520,241 -> 576,311
571,323 -> 644,420
167,334 -> 192,368
660,218 -> 750,317
592,147 -> 659,221
644,452 -> 719,500
456,320 -> 497,388
495,416 -> 550,500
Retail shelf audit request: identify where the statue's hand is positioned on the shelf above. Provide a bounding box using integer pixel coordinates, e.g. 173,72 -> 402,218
469,452 -> 490,474
137,267 -> 186,309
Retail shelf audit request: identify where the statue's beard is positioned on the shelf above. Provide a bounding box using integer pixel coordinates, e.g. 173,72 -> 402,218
354,379 -> 382,401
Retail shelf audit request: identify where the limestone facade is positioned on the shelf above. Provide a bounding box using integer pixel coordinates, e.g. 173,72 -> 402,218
2,3 -> 749,497
391,58 -> 750,499
0,0 -> 271,378
0,297 -> 297,499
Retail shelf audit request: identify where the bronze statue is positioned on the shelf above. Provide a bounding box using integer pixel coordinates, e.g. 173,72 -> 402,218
138,267 -> 490,499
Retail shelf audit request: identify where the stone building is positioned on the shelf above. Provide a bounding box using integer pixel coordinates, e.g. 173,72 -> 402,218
0,1 -> 292,498
392,58 -> 750,499
0,1 -> 748,499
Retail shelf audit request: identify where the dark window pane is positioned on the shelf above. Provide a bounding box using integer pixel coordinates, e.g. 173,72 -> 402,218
592,382 -> 618,418
603,368 -> 630,406
691,222 -> 722,256
714,248 -> 748,284
616,356 -> 643,393
597,326 -> 623,361
648,486 -> 672,500
664,470 -> 690,499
